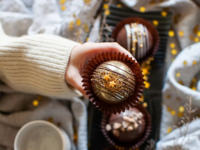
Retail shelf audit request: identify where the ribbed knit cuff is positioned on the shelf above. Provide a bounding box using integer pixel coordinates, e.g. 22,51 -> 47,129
0,34 -> 82,99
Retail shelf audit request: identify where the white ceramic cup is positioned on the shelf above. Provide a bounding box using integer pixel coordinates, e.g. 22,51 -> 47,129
14,120 -> 71,150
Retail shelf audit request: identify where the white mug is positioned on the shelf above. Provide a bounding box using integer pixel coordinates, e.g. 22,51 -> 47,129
14,120 -> 71,150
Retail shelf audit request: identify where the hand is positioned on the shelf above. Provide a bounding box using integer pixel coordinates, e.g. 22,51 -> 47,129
65,42 -> 134,97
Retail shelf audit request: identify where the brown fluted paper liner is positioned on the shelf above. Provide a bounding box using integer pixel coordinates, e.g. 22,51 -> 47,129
112,17 -> 160,63
101,103 -> 152,149
81,52 -> 144,114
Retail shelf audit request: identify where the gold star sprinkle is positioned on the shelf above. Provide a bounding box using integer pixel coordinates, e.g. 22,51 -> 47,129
193,61 -> 197,65
144,81 -> 150,89
191,87 -> 196,91
104,9 -> 110,15
103,4 -> 109,9
179,106 -> 185,112
86,37 -> 89,42
197,31 -> 200,37
167,127 -> 172,133
109,81 -> 116,87
84,24 -> 89,32
183,61 -> 187,66
76,19 -> 81,26
139,95 -> 144,102
167,107 -> 171,112
143,75 -> 148,81
166,95 -> 171,99
142,68 -> 149,75
143,102 -> 148,107
178,80 -> 184,85
169,31 -> 174,37
176,72 -> 181,77
178,112 -> 183,117
140,7 -> 146,13
117,4 -> 122,8
194,37 -> 199,42
170,43 -> 175,48
84,0 -> 91,5
33,100 -> 39,106
149,57 -> 154,61
104,74 -> 110,81
161,11 -> 167,17
179,31 -> 184,37
60,0 -> 66,5
61,5 -> 66,11
69,21 -> 74,30
171,49 -> 177,55
153,20 -> 159,26
171,110 -> 176,115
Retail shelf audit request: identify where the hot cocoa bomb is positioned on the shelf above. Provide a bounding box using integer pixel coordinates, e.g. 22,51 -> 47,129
116,23 -> 153,60
105,107 -> 146,143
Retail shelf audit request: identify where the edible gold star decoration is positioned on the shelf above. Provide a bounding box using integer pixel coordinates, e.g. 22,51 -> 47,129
191,87 -> 196,91
61,5 -> 66,11
167,127 -> 172,133
168,30 -> 174,37
176,72 -> 181,77
60,0 -> 66,5
86,37 -> 89,42
103,74 -> 110,81
139,95 -> 144,102
104,9 -> 110,15
179,106 -> 185,112
194,37 -> 199,42
142,68 -> 149,75
170,43 -> 175,48
84,24 -> 89,32
109,81 -> 116,87
33,100 -> 39,106
166,95 -> 171,99
171,49 -> 177,55
178,80 -> 184,85
69,21 -> 74,30
177,97 -> 181,101
144,81 -> 150,89
193,61 -> 197,65
161,11 -> 167,17
143,102 -> 148,108
183,61 -> 187,66
167,107 -> 171,112
178,112 -> 183,117
179,31 -> 184,37
76,19 -> 81,26
140,7 -> 146,13
103,4 -> 109,9
117,4 -> 122,8
153,20 -> 159,26
197,31 -> 200,37
84,0 -> 91,5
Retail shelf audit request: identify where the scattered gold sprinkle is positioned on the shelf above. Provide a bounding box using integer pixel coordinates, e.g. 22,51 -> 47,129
161,11 -> 167,17
143,75 -> 148,81
84,24 -> 89,32
191,87 -> 196,91
117,4 -> 122,8
176,72 -> 181,77
183,61 -> 187,66
76,19 -> 81,26
149,57 -> 154,61
60,0 -> 66,5
166,95 -> 171,99
142,68 -> 149,75
171,49 -> 177,55
140,7 -> 146,13
68,21 -> 74,30
109,81 -> 116,87
139,95 -> 144,102
61,5 -> 66,11
167,127 -> 172,133
193,25 -> 199,34
178,80 -> 184,85
193,61 -> 197,65
178,112 -> 183,117
169,30 -> 174,37
177,97 -> 180,101
194,37 -> 199,42
103,4 -> 109,9
33,100 -> 39,106
104,9 -> 110,15
144,81 -> 150,89
171,110 -> 176,115
167,107 -> 171,112
86,37 -> 89,42
143,102 -> 148,107
197,31 -> 200,37
179,31 -> 184,37
170,43 -> 175,48
192,78 -> 196,82
104,74 -> 110,81
153,20 -> 159,26
84,0 -> 91,5
73,13 -> 76,18
179,106 -> 185,112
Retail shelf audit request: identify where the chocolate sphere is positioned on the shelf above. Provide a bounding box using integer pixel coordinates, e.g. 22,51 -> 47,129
116,23 -> 153,60
106,108 -> 146,143
91,60 -> 135,103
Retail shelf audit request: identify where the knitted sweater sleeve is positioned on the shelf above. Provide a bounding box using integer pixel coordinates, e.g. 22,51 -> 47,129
0,32 -> 82,99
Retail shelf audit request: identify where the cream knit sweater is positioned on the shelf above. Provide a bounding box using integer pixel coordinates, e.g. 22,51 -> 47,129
0,25 -> 81,99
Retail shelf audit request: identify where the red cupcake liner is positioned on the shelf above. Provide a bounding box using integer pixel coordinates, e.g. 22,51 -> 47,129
101,103 -> 152,149
112,17 -> 160,63
81,52 -> 144,114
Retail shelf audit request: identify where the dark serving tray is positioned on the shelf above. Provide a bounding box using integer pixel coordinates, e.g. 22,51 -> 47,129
88,4 -> 172,150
